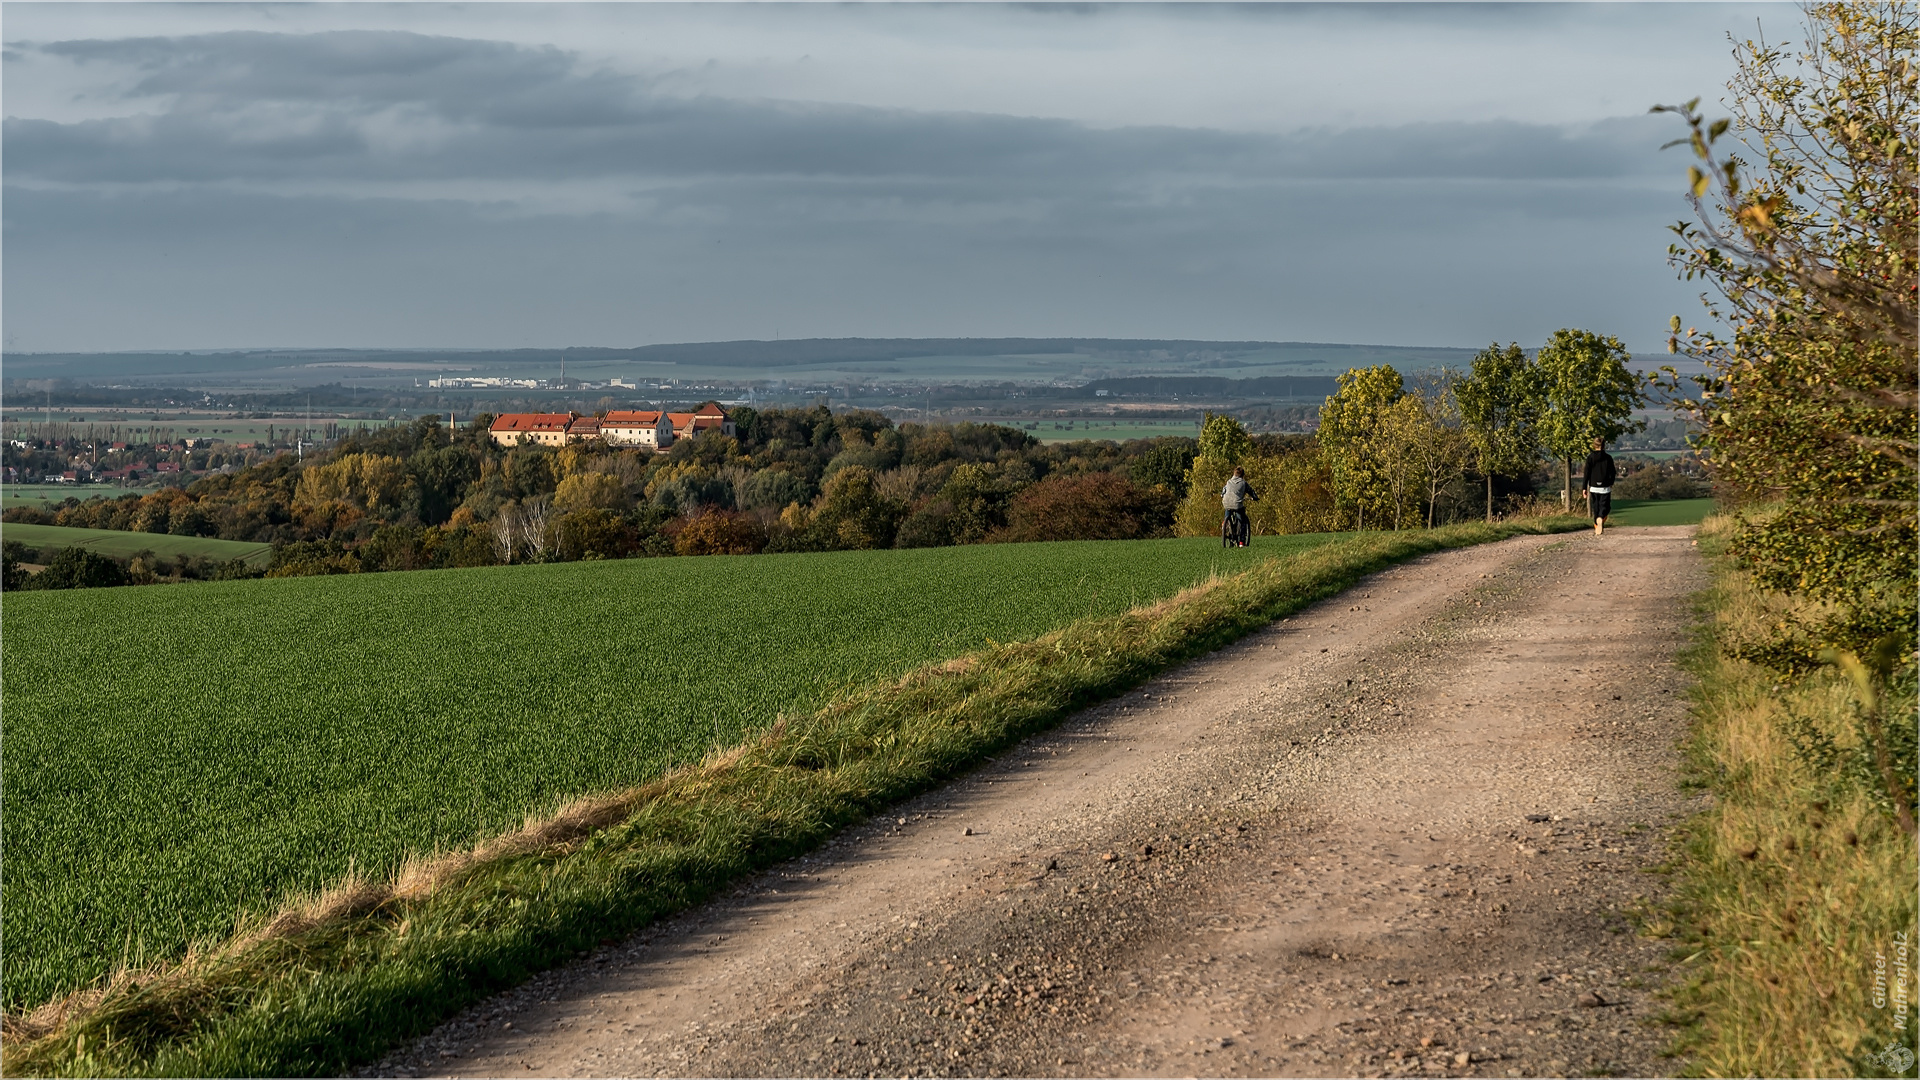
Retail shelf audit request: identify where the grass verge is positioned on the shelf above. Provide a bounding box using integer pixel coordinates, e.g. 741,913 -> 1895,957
1658,515 -> 1917,1076
1,517 -> 1584,1077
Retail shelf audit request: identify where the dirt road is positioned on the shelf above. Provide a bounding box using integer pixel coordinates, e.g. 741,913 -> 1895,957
373,525 -> 1705,1079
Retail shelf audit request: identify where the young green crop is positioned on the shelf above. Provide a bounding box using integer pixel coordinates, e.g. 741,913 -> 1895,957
1,535 -> 1330,1011
1,522 -> 273,566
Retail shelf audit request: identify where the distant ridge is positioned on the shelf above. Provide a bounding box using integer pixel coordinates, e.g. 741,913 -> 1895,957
1,337 -> 1479,384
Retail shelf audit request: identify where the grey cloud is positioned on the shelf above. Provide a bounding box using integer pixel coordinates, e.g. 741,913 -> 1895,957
7,30 -> 1672,195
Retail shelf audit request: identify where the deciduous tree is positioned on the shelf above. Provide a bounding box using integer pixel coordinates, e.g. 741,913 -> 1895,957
1655,1 -> 1916,674
1457,343 -> 1545,521
1318,365 -> 1404,529
1535,330 -> 1644,508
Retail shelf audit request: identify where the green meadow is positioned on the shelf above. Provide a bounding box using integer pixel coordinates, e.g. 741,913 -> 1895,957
1,534 -> 1332,1011
0,522 -> 273,567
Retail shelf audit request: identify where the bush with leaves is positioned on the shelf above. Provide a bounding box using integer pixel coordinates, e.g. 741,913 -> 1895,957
1656,1 -> 1916,674
26,547 -> 129,591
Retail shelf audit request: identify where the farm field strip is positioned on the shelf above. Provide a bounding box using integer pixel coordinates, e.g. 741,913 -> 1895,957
0,523 -> 274,566
0,534 -> 1333,1011
1606,498 -> 1716,527
2,485 -> 149,509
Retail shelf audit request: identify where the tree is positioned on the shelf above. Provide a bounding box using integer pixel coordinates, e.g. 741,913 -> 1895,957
28,547 -> 129,590
808,466 -> 904,550
490,505 -> 520,564
995,473 -> 1159,542
1535,329 -> 1644,509
1317,365 -> 1404,529
1196,413 -> 1253,465
552,471 -> 629,513
1400,382 -> 1474,528
518,496 -> 552,561
1655,2 -> 1917,674
1457,342 -> 1546,521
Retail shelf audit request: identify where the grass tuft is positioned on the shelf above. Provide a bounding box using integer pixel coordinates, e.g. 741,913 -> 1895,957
1660,515 -> 1918,1076
2,518 -> 1584,1077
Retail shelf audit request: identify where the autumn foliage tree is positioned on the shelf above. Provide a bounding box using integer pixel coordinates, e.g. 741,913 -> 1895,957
1656,1 -> 1916,671
1657,2 -> 1916,837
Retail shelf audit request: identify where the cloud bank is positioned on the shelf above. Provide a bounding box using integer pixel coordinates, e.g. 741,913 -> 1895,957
1,9 -> 1778,353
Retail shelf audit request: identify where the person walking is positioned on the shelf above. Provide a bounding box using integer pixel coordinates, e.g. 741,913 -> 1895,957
1221,466 -> 1258,547
1581,437 -> 1616,535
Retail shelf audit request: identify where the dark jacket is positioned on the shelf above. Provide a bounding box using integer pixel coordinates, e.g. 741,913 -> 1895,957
1582,450 -> 1616,489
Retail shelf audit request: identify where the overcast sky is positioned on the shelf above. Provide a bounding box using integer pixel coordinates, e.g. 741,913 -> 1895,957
2,2 -> 1793,354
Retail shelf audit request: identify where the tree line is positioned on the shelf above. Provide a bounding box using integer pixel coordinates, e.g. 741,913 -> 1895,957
2,326 -> 1649,591
1172,329 -> 1644,537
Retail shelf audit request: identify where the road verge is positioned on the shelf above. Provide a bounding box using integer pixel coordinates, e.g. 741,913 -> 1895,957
1659,515 -> 1917,1075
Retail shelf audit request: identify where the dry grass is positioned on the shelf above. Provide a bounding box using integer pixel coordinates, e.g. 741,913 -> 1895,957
1663,514 -> 1918,1076
1,519 -> 1585,1077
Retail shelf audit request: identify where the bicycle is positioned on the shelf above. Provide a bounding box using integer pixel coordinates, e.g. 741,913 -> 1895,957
1221,507 -> 1251,548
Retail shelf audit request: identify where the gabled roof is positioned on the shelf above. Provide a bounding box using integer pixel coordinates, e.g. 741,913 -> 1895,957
490,412 -> 575,433
602,410 -> 665,426
694,402 -> 729,417
566,417 -> 602,434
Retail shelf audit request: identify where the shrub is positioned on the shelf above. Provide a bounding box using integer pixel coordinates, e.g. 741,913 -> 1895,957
993,472 -> 1160,542
26,547 -> 128,590
895,498 -> 956,549
554,509 -> 641,561
674,511 -> 769,556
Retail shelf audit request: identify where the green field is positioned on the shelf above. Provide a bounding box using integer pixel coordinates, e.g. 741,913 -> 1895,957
1606,498 -> 1716,527
988,418 -> 1203,443
0,523 -> 273,567
3,484 -> 148,510
0,534 -> 1334,1010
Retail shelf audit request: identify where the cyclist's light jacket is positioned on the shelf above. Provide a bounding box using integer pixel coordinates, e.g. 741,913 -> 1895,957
1221,476 -> 1257,509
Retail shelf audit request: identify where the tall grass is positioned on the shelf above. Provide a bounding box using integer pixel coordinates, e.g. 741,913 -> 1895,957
1663,515 -> 1918,1076
1,518 -> 1583,1077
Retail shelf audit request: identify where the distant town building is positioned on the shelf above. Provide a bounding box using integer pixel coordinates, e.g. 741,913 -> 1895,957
488,413 -> 576,447
666,402 -> 737,442
490,404 -> 733,450
601,410 -> 672,449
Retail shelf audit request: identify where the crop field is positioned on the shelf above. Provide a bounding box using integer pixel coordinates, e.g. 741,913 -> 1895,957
1606,498 -> 1716,527
2,484 -> 148,510
0,522 -> 274,567
1,533 -> 1339,1011
987,417 -> 1204,443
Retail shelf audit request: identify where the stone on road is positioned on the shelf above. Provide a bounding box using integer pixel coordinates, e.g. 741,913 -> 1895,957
372,525 -> 1704,1078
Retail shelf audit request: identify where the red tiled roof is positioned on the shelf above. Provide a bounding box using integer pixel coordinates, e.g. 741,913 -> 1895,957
602,410 -> 665,426
694,402 -> 728,417
490,413 -> 574,433
566,417 -> 602,434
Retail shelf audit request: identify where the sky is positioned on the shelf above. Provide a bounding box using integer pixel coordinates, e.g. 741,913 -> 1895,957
1,2 -> 1795,355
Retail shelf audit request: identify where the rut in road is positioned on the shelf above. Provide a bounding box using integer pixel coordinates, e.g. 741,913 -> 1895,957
372,525 -> 1704,1079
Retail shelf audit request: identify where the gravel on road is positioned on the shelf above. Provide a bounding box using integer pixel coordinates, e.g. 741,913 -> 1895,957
369,525 -> 1706,1079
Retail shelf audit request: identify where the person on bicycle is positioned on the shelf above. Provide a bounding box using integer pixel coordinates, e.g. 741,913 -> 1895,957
1221,466 -> 1258,547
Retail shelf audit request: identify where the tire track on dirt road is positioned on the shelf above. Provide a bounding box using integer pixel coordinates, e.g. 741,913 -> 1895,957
372,525 -> 1705,1078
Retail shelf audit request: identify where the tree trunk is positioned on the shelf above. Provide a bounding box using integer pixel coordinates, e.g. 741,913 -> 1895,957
1562,457 -> 1572,510
1485,472 -> 1494,522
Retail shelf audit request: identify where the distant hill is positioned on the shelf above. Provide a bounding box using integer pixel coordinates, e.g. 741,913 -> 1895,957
1,337 -> 1480,387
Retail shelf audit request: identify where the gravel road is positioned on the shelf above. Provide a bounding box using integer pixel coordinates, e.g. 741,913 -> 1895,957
371,525 -> 1706,1079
